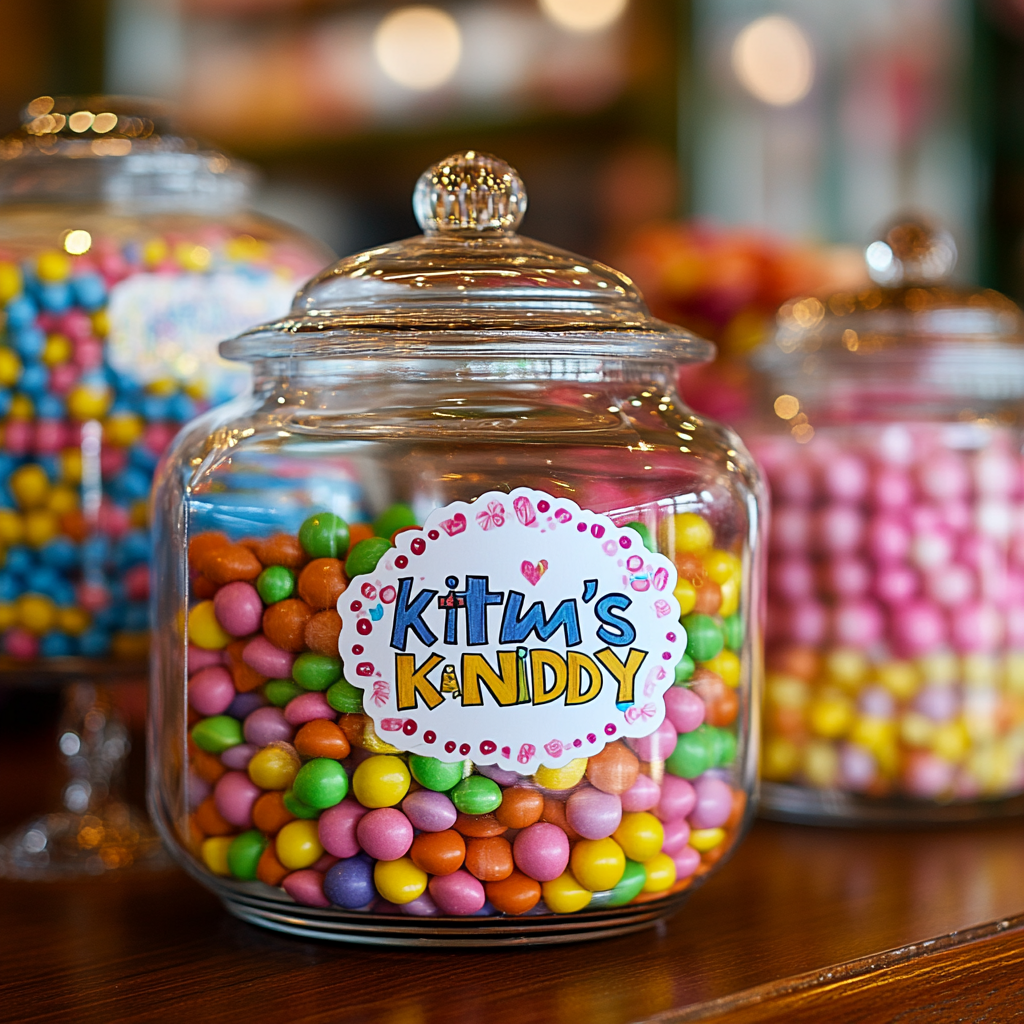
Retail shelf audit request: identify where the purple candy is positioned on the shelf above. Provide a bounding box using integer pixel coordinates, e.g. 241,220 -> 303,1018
243,706 -> 294,746
187,770 -> 211,806
858,686 -> 895,719
324,856 -> 375,908
401,892 -> 440,917
282,869 -> 330,908
687,776 -> 733,830
565,786 -> 622,840
475,762 -> 522,786
673,845 -> 701,880
226,690 -> 266,720
243,635 -> 295,678
657,774 -> 696,822
429,870 -> 486,915
213,770 -> 261,828
356,807 -> 414,861
660,817 -> 691,855
402,789 -> 458,832
220,742 -> 257,770
620,773 -> 660,812
513,822 -> 569,882
284,691 -> 334,725
213,581 -> 264,637
914,685 -> 958,722
188,666 -> 235,717
840,743 -> 877,791
629,718 -> 677,762
665,687 -> 705,734
319,798 -> 369,858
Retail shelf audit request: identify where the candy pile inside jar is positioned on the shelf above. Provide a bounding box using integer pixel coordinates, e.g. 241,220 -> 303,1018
0,233 -> 317,660
757,424 -> 1024,801
185,507 -> 748,916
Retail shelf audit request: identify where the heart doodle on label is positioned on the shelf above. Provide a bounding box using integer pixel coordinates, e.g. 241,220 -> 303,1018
513,496 -> 537,527
521,559 -> 548,585
439,512 -> 466,536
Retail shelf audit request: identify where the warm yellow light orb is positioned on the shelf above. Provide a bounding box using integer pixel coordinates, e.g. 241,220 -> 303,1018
63,230 -> 92,256
373,6 -> 462,91
732,15 -> 814,107
539,0 -> 628,33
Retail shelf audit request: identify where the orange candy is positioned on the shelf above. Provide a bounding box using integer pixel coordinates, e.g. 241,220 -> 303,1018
540,798 -> 581,842
231,660 -> 267,693
465,836 -> 514,881
252,533 -> 309,570
256,845 -> 289,886
294,719 -> 351,760
188,531 -> 229,571
495,786 -> 545,829
305,609 -> 343,657
693,579 -> 722,615
204,544 -> 263,585
297,558 -> 347,611
585,741 -> 639,795
262,598 -> 312,652
769,645 -> 819,682
192,575 -> 219,600
194,796 -> 233,836
485,869 -> 541,915
347,522 -> 375,547
252,791 -> 295,835
410,830 -> 466,875
453,812 -> 507,838
690,669 -> 739,728
189,744 -> 226,784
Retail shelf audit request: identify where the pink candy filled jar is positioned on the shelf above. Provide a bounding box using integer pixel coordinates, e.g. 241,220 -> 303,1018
751,218 -> 1024,823
148,153 -> 767,944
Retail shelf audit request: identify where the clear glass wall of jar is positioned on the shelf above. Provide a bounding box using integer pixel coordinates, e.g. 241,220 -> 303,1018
148,153 -> 767,944
751,218 -> 1024,823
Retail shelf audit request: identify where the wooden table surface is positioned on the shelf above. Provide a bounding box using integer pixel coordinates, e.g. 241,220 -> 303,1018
1,709 -> 1022,1023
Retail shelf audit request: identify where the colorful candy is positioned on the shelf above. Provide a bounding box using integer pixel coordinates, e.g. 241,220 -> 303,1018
185,506 -> 749,918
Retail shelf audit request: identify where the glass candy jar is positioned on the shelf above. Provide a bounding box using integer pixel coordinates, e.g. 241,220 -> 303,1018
0,96 -> 329,668
752,217 -> 1024,823
148,152 -> 766,944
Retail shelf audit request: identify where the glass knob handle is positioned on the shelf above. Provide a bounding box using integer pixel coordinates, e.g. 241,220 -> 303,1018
413,151 -> 527,235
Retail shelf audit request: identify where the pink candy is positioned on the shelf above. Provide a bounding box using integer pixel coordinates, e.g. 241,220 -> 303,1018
243,635 -> 295,678
664,687 -> 705,733
188,666 -> 235,716
214,581 -> 264,637
429,870 -> 486,916
284,691 -> 334,725
512,822 -> 569,882
318,798 -> 368,858
214,771 -> 261,828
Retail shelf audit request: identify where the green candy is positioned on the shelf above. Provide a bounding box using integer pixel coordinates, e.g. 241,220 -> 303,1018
227,830 -> 267,880
299,512 -> 350,559
345,537 -> 391,578
374,503 -> 417,540
256,565 -> 295,604
673,653 -> 695,685
293,758 -> 349,809
723,614 -> 744,652
709,725 -> 737,767
606,859 -> 646,906
191,715 -> 243,754
451,775 -> 502,815
326,678 -> 364,714
683,613 -> 724,663
623,522 -> 654,552
264,679 -> 303,707
409,755 -> 464,792
292,652 -> 343,691
665,725 -> 714,779
282,789 -> 321,819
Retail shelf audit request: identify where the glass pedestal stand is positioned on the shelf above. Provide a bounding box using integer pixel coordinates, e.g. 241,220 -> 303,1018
0,668 -> 167,879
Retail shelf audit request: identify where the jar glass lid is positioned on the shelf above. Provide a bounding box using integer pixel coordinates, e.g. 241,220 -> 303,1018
222,151 -> 713,365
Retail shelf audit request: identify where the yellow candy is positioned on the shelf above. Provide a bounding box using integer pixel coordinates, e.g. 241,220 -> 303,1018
963,692 -> 999,743
142,237 -> 169,267
18,593 -> 57,634
0,261 -> 22,303
10,464 -> 50,509
42,334 -> 72,366
808,691 -> 854,739
47,485 -> 78,515
374,857 -> 427,904
58,606 -> 91,635
701,649 -> 740,688
36,249 -> 71,282
188,600 -> 231,650
932,721 -> 969,762
361,720 -> 401,754
612,812 -> 664,862
533,758 -> 588,790
104,412 -> 144,447
148,378 -> 179,396
130,499 -> 149,527
900,712 -> 935,748
541,871 -> 592,914
226,234 -> 269,262
673,512 -> 714,553
673,577 -> 697,616
702,549 -> 741,585
201,836 -> 233,876
175,242 -> 212,271
24,508 -> 59,548
761,736 -> 800,781
642,852 -> 677,893
247,744 -> 300,790
688,828 -> 725,853
850,716 -> 895,752
276,820 -> 323,869
0,348 -> 22,387
877,661 -> 919,700
766,673 -> 810,709
1006,653 -> 1024,696
802,740 -> 840,788
825,648 -> 868,691
0,509 -> 24,545
68,384 -> 112,421
718,574 -> 740,618
570,837 -> 626,892
918,651 -> 958,685
0,603 -> 17,630
966,743 -> 1014,793
9,394 -> 33,420
91,309 -> 109,337
60,447 -> 83,484
963,654 -> 999,689
352,754 -> 411,808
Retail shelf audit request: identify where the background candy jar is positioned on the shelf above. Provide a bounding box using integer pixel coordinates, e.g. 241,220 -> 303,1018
148,151 -> 767,944
0,96 -> 330,879
749,217 -> 1024,823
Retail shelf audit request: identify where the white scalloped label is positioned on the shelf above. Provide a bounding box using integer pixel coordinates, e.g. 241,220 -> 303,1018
337,488 -> 686,773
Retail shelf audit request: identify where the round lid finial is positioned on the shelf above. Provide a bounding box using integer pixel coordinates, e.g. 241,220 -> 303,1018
413,151 -> 527,235
864,215 -> 957,286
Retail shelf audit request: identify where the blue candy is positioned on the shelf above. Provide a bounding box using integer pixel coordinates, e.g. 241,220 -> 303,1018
36,394 -> 65,418
0,573 -> 20,602
38,281 -> 73,312
324,856 -> 376,909
19,363 -> 49,395
123,602 -> 149,631
71,273 -> 107,310
78,628 -> 111,657
40,537 -> 79,570
4,296 -> 37,329
11,325 -> 45,360
5,546 -> 34,577
39,632 -> 75,657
